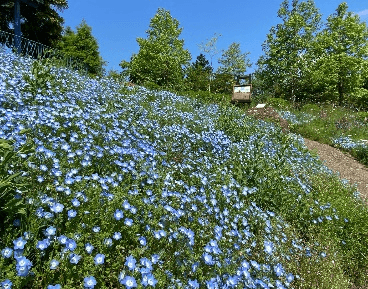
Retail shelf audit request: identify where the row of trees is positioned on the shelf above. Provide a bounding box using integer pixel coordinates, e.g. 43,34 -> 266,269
256,0 -> 368,107
120,8 -> 252,92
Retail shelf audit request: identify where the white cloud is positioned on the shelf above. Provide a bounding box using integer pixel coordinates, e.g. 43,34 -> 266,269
357,9 -> 368,17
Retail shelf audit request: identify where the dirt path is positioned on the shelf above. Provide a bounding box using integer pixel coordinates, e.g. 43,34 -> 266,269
303,138 -> 368,202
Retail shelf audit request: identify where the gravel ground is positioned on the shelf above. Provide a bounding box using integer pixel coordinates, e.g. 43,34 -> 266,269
303,138 -> 368,203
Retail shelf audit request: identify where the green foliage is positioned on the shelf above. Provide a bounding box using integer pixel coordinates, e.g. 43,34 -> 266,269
257,0 -> 322,103
311,2 -> 368,106
57,20 -> 106,77
211,72 -> 234,94
217,42 -> 251,80
266,97 -> 292,110
185,54 -> 212,91
0,134 -> 34,227
120,8 -> 191,90
0,0 -> 68,48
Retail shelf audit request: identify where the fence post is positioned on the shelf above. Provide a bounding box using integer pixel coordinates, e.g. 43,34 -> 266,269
14,0 -> 21,54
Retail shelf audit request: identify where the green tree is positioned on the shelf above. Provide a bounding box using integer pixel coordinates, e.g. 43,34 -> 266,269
256,0 -> 322,102
312,2 -> 368,106
0,0 -> 68,47
185,53 -> 212,91
217,42 -> 251,80
120,8 -> 191,90
57,20 -> 106,77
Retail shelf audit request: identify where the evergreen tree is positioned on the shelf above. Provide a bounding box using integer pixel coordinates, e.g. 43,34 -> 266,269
57,20 -> 106,77
256,0 -> 322,102
120,8 -> 191,90
185,54 -> 212,91
312,2 -> 368,105
0,0 -> 68,47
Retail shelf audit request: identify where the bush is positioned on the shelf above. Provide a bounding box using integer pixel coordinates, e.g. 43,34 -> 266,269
266,98 -> 292,110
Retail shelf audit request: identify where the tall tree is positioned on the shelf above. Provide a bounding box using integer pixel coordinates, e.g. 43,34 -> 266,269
57,20 -> 106,77
217,42 -> 251,80
185,53 -> 212,91
256,0 -> 322,102
0,0 -> 68,47
120,8 -> 191,90
312,2 -> 368,105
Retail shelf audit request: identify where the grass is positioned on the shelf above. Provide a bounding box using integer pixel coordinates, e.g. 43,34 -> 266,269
1,49 -> 368,288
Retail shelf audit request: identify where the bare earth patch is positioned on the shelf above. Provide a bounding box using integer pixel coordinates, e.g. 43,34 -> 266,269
303,138 -> 368,203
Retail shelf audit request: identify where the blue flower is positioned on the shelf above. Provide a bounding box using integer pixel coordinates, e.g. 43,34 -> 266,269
69,253 -> 81,264
13,237 -> 27,250
16,256 -> 32,276
50,259 -> 59,270
125,255 -> 136,271
44,226 -> 57,237
188,279 -> 199,288
47,285 -> 61,289
1,247 -> 13,258
36,238 -> 50,250
264,240 -> 274,255
65,239 -> 77,251
50,202 -> 64,213
114,209 -> 124,220
140,257 -> 152,270
139,236 -> 147,246
84,276 -> 97,288
71,198 -> 80,207
94,253 -> 105,265
141,273 -> 157,287
0,279 -> 12,289
67,209 -> 77,219
119,275 -> 137,288
113,232 -> 122,240
124,218 -> 133,226
85,243 -> 94,254
274,263 -> 285,277
203,253 -> 215,265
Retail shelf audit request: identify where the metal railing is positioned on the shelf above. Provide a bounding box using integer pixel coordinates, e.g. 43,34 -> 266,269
0,30 -> 87,73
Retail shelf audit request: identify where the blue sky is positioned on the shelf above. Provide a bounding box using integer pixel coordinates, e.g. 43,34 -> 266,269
60,1 -> 368,74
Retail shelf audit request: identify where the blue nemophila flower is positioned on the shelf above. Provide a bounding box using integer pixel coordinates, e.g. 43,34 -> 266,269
264,240 -> 274,255
188,279 -> 199,288
58,235 -> 68,245
92,226 -> 100,233
65,239 -> 77,251
138,236 -> 147,246
124,218 -> 133,226
36,238 -> 50,250
13,237 -> 27,250
113,232 -> 122,240
125,255 -> 136,271
69,253 -> 81,264
85,243 -> 94,254
67,209 -> 77,219
84,276 -> 97,288
44,226 -> 57,237
50,259 -> 59,270
114,209 -> 124,220
104,238 -> 113,247
0,279 -> 12,289
71,198 -> 80,207
16,256 -> 32,276
50,202 -> 64,213
274,263 -> 285,277
1,247 -> 13,258
203,253 -> 215,265
47,284 -> 61,289
141,273 -> 157,287
140,257 -> 153,270
94,253 -> 105,265
119,275 -> 137,288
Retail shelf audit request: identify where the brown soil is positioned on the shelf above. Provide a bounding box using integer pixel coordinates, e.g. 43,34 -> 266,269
247,106 -> 368,202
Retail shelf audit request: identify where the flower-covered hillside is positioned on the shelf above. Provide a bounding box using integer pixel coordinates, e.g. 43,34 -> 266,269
1,48 -> 367,288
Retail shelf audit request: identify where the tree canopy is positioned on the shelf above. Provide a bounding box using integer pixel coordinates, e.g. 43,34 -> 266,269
0,0 -> 68,47
120,8 -> 191,90
217,42 -> 251,80
57,20 -> 106,77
